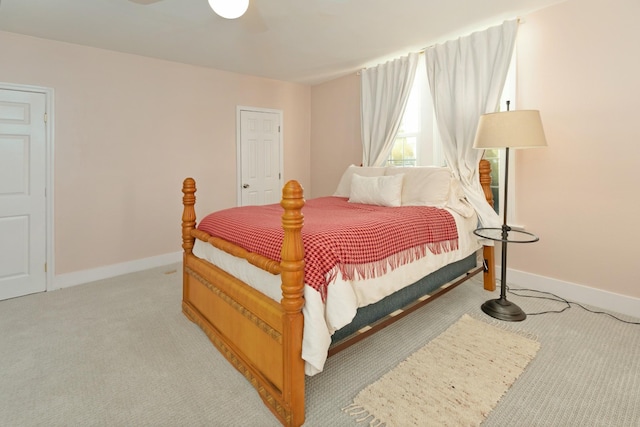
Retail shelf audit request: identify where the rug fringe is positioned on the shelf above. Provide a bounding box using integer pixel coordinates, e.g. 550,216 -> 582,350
342,403 -> 365,414
343,403 -> 387,426
466,312 -> 540,342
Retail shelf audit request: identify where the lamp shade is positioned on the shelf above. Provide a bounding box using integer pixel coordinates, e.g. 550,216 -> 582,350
473,110 -> 547,149
208,0 -> 249,19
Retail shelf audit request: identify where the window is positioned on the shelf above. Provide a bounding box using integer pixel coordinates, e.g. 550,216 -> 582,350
387,59 -> 444,168
388,54 -> 516,217
387,70 -> 420,167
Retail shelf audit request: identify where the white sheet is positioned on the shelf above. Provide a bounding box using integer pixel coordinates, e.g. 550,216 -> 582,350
192,207 -> 481,376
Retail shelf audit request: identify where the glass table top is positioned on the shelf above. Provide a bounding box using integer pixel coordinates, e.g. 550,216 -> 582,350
473,227 -> 539,243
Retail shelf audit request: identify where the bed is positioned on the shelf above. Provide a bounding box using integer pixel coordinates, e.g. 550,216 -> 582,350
180,160 -> 496,426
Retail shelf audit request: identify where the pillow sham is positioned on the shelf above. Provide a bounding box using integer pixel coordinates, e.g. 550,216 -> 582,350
384,166 -> 452,207
348,173 -> 404,207
333,165 -> 387,197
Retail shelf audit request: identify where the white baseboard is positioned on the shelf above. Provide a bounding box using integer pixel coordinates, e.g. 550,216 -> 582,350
52,251 -> 182,291
50,255 -> 640,319
505,267 -> 640,320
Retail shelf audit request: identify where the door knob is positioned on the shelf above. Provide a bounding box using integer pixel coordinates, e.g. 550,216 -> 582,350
243,184 -> 250,188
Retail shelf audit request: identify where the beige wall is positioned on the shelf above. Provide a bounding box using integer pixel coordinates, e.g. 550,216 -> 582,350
0,32 -> 311,275
310,0 -> 640,299
310,73 -> 362,197
511,0 -> 640,298
3,0 -> 638,300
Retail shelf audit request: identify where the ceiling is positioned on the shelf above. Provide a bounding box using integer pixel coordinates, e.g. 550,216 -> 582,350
0,0 -> 564,85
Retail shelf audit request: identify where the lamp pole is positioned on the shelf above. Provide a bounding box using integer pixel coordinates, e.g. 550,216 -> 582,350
500,146 -> 511,301
480,145 -> 528,320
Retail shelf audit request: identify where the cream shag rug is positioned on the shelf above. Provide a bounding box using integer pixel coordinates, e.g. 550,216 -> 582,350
344,314 -> 540,426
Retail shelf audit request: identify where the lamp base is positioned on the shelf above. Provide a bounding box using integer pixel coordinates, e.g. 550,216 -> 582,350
481,298 -> 526,322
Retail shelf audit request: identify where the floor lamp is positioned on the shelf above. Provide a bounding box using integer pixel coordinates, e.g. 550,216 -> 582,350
473,108 -> 547,321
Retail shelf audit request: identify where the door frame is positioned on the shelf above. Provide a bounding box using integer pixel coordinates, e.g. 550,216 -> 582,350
236,106 -> 283,206
1,82 -> 55,292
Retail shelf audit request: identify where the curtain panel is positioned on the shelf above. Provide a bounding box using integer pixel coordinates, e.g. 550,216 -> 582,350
360,52 -> 419,167
424,19 -> 518,228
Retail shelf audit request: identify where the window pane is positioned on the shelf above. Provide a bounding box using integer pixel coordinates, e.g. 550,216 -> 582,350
400,89 -> 421,134
389,136 -> 417,167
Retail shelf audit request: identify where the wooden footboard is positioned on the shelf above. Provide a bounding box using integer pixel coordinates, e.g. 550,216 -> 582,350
180,161 -> 496,427
181,179 -> 305,426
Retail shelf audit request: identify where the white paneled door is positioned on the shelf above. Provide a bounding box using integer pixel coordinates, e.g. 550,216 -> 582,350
0,89 -> 47,300
239,109 -> 282,206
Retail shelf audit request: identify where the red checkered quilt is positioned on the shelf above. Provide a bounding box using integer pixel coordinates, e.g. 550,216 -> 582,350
197,197 -> 459,301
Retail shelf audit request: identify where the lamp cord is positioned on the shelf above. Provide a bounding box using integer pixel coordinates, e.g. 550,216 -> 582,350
501,282 -> 640,325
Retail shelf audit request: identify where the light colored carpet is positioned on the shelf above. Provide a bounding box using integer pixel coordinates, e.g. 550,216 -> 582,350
0,263 -> 639,426
344,314 -> 540,426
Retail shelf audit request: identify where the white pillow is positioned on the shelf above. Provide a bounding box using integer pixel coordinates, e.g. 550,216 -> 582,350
333,165 -> 387,197
348,173 -> 404,207
385,167 -> 452,207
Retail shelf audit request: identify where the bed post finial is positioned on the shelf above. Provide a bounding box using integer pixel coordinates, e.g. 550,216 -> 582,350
182,178 -> 197,255
479,159 -> 494,208
280,179 -> 305,427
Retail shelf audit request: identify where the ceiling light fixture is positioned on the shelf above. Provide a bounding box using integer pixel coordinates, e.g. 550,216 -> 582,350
208,0 -> 249,19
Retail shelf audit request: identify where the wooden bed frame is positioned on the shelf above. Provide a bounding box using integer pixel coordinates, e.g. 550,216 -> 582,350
180,160 -> 496,427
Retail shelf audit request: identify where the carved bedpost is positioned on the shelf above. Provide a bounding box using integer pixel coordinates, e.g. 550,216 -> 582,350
280,180 -> 306,427
478,160 -> 496,292
182,178 -> 197,255
280,180 -> 305,312
182,178 -> 197,304
479,159 -> 494,209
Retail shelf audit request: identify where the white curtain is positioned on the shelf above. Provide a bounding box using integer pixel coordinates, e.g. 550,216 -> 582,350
361,52 -> 419,166
424,20 -> 518,227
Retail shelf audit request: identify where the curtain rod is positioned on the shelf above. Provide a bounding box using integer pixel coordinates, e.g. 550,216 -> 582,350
420,18 -> 522,52
356,18 -> 521,76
